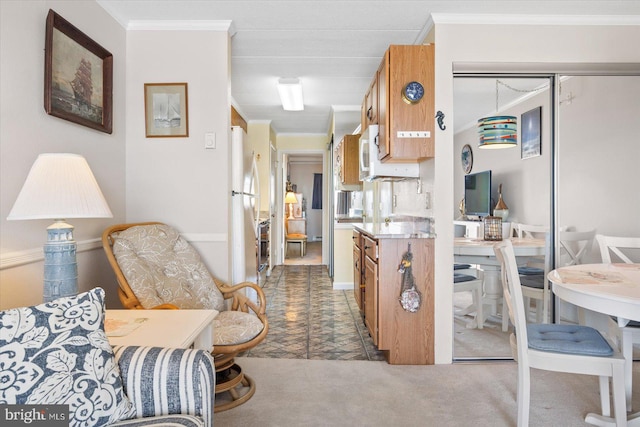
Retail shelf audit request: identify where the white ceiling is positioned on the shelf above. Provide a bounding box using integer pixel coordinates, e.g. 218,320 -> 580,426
97,1 -> 640,136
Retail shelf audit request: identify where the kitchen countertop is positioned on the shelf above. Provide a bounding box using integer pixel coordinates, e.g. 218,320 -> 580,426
354,221 -> 435,239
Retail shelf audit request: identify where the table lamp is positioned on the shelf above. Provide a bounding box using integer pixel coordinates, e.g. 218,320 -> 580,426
284,191 -> 298,220
7,153 -> 113,302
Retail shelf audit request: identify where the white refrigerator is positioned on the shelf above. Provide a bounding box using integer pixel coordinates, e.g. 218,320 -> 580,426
231,126 -> 260,289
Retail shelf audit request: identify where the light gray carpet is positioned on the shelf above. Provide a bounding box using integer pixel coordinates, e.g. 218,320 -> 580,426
215,357 -> 639,426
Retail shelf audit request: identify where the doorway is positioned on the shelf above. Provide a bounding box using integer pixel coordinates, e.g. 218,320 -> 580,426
279,151 -> 325,266
452,75 -> 554,360
452,72 -> 640,361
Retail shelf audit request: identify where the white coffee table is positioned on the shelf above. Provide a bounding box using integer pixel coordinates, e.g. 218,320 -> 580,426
106,309 -> 218,351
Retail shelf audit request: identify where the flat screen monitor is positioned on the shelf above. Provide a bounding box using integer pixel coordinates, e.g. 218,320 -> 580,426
464,170 -> 492,218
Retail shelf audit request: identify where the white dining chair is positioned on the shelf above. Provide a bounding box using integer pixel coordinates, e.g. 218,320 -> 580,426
453,264 -> 484,329
596,233 -> 640,412
512,224 -> 551,325
514,223 -> 548,239
558,229 -> 596,266
494,240 -> 627,427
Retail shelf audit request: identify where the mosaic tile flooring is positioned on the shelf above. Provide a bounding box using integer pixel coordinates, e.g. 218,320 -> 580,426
244,264 -> 385,361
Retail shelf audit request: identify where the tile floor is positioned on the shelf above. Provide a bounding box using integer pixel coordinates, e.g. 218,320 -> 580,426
244,264 -> 385,361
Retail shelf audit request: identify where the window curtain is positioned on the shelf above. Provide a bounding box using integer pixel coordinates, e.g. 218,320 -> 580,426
312,173 -> 322,209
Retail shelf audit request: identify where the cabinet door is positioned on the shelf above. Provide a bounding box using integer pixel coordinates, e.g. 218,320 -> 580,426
361,97 -> 368,134
353,244 -> 363,310
336,140 -> 344,183
377,51 -> 388,160
383,44 -> 435,162
342,134 -> 361,185
364,254 -> 378,346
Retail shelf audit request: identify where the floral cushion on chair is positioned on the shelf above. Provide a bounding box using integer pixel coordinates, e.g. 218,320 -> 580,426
0,288 -> 135,426
112,223 -> 225,311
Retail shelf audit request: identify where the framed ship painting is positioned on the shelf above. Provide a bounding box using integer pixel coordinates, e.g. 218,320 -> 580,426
44,10 -> 113,134
144,83 -> 189,138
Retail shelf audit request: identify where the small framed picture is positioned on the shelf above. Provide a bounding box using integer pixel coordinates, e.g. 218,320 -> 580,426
144,83 -> 189,138
44,10 -> 113,133
521,106 -> 541,159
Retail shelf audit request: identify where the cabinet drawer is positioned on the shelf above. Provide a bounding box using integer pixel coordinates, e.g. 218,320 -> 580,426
362,235 -> 378,260
352,229 -> 361,247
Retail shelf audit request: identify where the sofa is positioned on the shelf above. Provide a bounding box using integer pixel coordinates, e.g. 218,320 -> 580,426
0,288 -> 215,426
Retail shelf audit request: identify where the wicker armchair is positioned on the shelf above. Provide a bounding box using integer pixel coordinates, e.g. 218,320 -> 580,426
102,222 -> 268,412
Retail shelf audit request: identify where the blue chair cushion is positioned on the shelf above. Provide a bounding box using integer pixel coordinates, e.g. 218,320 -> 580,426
527,324 -> 613,357
518,266 -> 544,275
454,263 -> 472,270
454,273 -> 477,283
520,275 -> 544,289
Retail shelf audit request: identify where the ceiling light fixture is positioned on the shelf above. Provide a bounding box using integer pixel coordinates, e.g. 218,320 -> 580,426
277,78 -> 304,111
478,80 -> 517,149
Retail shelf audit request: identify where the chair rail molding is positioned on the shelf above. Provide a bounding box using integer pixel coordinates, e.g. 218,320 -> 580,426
1,232 -> 228,270
1,238 -> 102,270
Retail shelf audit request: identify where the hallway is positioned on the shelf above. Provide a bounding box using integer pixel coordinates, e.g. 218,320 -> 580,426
245,264 -> 385,361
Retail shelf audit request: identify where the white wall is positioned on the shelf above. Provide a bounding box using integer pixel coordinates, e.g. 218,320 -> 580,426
125,27 -> 232,281
0,1 -> 127,309
557,75 -> 640,260
430,16 -> 640,364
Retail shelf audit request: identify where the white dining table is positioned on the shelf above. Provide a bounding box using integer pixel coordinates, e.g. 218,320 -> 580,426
454,237 -> 546,328
549,263 -> 640,426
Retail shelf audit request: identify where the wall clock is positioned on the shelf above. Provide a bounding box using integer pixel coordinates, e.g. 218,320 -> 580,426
401,81 -> 424,104
461,144 -> 473,174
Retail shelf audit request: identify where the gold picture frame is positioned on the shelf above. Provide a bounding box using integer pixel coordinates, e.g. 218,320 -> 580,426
144,83 -> 189,138
44,9 -> 113,134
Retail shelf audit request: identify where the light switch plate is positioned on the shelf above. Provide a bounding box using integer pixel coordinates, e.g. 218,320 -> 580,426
205,133 -> 216,149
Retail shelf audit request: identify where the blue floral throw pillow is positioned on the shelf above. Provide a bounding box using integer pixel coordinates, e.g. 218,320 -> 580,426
0,288 -> 135,426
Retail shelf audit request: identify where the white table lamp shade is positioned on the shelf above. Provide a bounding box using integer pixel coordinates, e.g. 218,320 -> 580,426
285,191 -> 298,220
7,153 -> 112,220
7,153 -> 112,302
284,192 -> 298,205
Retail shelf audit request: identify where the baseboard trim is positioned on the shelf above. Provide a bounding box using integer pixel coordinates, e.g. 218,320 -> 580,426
332,281 -> 354,290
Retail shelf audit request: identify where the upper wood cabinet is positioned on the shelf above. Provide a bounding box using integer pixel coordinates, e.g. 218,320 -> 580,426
362,44 -> 435,163
336,134 -> 361,185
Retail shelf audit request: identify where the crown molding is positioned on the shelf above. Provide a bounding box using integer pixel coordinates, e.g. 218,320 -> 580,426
431,13 -> 640,26
415,14 -> 435,44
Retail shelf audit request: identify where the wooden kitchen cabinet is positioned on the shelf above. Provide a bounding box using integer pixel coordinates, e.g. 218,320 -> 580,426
364,253 -> 378,346
362,44 -> 435,163
352,229 -> 363,311
336,134 -> 361,185
357,229 -> 434,365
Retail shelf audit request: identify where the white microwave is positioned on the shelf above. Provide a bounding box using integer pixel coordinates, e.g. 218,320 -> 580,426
358,125 -> 419,181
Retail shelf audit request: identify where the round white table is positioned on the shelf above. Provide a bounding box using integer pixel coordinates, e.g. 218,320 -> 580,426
549,263 -> 640,426
549,263 -> 640,325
